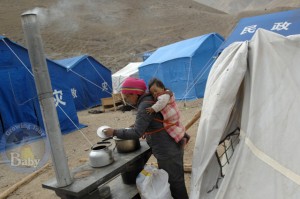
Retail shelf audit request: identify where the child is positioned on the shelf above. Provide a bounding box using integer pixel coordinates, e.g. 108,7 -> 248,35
146,78 -> 190,148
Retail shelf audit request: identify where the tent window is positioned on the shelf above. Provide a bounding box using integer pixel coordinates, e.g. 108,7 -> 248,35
207,128 -> 240,194
216,127 -> 240,177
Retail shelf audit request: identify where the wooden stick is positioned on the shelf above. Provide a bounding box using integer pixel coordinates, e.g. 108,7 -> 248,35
185,110 -> 201,131
0,163 -> 51,199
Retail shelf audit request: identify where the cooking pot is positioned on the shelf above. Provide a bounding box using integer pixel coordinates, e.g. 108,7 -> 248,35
89,141 -> 114,167
103,137 -> 140,153
114,137 -> 141,153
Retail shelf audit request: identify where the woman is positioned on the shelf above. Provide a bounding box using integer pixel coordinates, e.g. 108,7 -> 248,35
104,77 -> 189,199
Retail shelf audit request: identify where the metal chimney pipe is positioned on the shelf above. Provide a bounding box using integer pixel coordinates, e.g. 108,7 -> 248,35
21,13 -> 73,187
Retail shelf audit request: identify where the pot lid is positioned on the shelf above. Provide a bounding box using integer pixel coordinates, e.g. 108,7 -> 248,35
97,125 -> 111,138
113,136 -> 123,141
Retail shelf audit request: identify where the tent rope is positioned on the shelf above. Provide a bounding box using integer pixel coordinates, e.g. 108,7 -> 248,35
74,96 -> 93,110
8,72 -> 38,105
69,69 -> 112,95
169,50 -> 218,104
150,63 -> 161,81
3,39 -> 34,77
57,104 -> 93,146
87,57 -> 113,91
179,54 -> 217,101
184,58 -> 192,104
4,38 -> 95,147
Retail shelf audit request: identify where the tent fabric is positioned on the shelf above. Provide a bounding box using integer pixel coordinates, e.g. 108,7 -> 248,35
138,33 -> 224,100
112,62 -> 142,93
142,50 -> 155,61
55,55 -> 112,111
0,36 -> 84,142
190,29 -> 300,198
218,8 -> 300,53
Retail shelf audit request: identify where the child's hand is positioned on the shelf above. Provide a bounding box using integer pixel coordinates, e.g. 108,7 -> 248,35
165,90 -> 173,97
146,107 -> 155,114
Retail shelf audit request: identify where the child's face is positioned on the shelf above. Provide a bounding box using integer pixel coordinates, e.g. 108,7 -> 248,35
149,83 -> 164,98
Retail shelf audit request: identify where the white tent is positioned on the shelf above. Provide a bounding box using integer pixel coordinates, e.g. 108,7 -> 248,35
112,62 -> 142,93
190,29 -> 300,199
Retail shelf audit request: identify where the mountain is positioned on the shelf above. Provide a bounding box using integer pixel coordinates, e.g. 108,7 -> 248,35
193,0 -> 300,15
0,0 -> 234,71
0,0 -> 299,72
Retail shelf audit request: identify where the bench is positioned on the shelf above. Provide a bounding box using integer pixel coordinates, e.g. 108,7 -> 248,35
42,141 -> 151,199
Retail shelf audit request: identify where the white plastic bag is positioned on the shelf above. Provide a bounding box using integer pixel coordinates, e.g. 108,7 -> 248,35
136,165 -> 173,199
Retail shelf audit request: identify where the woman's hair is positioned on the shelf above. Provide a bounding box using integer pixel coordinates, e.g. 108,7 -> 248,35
148,78 -> 165,90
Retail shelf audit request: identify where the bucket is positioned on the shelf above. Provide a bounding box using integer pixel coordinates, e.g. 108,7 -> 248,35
121,158 -> 145,184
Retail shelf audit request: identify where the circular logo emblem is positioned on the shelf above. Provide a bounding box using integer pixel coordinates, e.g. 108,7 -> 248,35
0,123 -> 50,173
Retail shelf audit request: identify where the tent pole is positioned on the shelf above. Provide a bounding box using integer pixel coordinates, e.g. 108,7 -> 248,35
21,13 -> 73,187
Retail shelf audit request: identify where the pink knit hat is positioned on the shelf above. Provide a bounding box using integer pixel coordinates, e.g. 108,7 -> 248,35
121,77 -> 147,95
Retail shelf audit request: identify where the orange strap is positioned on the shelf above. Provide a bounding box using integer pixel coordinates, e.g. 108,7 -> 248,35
143,118 -> 176,138
142,100 -> 176,138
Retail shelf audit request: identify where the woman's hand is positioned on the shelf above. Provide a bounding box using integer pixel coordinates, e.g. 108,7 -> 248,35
146,107 -> 155,114
103,128 -> 115,137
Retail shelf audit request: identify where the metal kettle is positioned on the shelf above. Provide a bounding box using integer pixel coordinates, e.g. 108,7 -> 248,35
89,141 -> 114,168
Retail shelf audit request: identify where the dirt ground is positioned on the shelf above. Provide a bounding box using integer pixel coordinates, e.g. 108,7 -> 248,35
0,99 -> 202,198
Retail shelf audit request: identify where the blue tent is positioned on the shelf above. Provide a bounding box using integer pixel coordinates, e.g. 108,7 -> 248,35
218,8 -> 300,52
0,36 -> 84,142
55,55 -> 112,111
142,50 -> 155,61
139,33 -> 224,100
